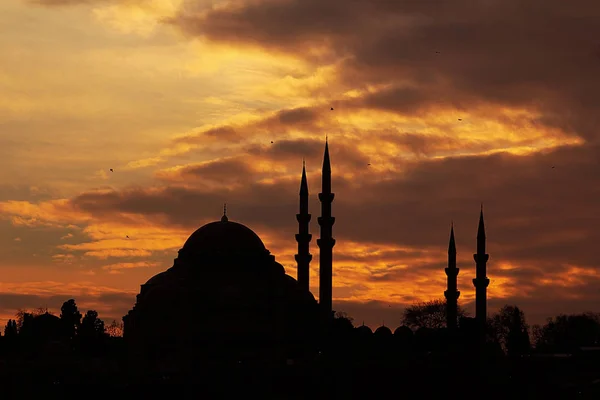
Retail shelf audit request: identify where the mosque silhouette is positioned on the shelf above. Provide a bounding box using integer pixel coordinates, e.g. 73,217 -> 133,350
122,140 -> 491,364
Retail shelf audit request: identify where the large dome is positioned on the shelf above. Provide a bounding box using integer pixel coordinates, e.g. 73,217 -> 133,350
181,215 -> 267,256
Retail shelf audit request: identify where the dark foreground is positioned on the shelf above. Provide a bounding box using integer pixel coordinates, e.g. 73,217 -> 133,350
2,354 -> 600,399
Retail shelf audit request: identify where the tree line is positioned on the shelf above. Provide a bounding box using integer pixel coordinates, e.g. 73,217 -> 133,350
398,299 -> 600,355
1,298 -> 124,357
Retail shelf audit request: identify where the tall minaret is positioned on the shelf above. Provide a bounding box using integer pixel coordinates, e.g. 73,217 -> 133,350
295,160 -> 312,292
317,139 -> 335,321
472,205 -> 490,333
444,222 -> 460,331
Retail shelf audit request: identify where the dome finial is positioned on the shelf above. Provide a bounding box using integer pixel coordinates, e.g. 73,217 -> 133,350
221,203 -> 228,222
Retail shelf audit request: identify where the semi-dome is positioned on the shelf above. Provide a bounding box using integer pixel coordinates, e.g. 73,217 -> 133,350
181,215 -> 267,256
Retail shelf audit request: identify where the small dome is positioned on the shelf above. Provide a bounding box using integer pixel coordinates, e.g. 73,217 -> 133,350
355,325 -> 373,335
394,325 -> 413,337
182,219 -> 267,257
374,326 -> 393,337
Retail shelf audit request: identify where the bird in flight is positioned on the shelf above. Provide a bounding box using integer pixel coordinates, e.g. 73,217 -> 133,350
110,168 -> 113,172
367,163 -> 371,166
551,166 -> 555,169
458,118 -> 462,121
270,141 -> 274,144
126,235 -> 130,239
331,107 -> 334,110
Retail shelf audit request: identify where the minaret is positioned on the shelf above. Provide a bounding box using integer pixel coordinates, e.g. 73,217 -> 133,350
472,204 -> 490,334
295,160 -> 312,292
444,222 -> 460,331
317,138 -> 335,321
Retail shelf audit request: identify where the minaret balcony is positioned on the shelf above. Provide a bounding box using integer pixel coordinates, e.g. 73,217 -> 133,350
444,267 -> 460,276
472,277 -> 490,288
317,237 -> 336,248
444,290 -> 460,300
318,193 -> 335,202
296,213 -> 312,223
294,253 -> 313,263
295,233 -> 313,242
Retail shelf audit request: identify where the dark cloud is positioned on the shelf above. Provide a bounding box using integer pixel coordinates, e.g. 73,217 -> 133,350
246,138 -> 323,162
156,158 -> 255,185
169,0 -> 600,140
176,106 -> 322,145
268,107 -> 318,127
200,126 -> 240,142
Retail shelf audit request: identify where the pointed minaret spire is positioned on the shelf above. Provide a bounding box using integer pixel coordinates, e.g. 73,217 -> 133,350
477,203 -> 486,254
473,205 -> 490,338
221,203 -> 228,222
295,160 -> 312,292
445,222 -> 460,331
449,221 -> 456,253
300,160 -> 308,196
318,139 -> 335,325
322,138 -> 332,193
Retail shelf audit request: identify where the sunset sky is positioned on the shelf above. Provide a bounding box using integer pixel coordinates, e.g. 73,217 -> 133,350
2,0 -> 600,329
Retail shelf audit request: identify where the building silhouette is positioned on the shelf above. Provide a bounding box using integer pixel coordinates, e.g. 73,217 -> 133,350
123,210 -> 321,364
122,139 -> 492,362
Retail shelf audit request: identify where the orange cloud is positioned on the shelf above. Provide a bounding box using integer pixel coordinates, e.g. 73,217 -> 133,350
102,261 -> 160,274
0,199 -> 90,228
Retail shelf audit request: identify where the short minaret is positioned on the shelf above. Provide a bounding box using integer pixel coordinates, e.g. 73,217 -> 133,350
295,160 -> 312,292
472,204 -> 490,334
317,139 -> 335,321
444,222 -> 460,331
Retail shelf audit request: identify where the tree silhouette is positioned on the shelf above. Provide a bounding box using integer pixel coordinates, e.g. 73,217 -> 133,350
332,310 -> 355,337
32,307 -> 49,316
401,299 -> 467,330
334,311 -> 354,327
17,312 -> 35,339
3,319 -> 17,337
15,309 -> 27,331
60,299 -> 82,340
80,310 -> 106,339
78,310 -> 107,356
534,313 -> 600,352
490,305 -> 531,356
